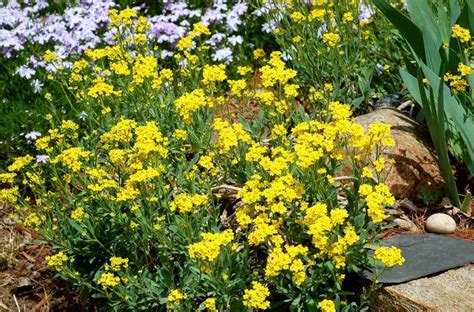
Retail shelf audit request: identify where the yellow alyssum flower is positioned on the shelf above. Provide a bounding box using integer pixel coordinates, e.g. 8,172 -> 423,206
176,36 -> 194,51
323,32 -> 340,48
88,77 -> 122,98
259,51 -> 297,87
8,155 -> 33,172
291,11 -> 305,21
203,298 -> 217,311
108,256 -> 129,271
108,8 -> 137,27
374,246 -> 405,267
310,8 -> 325,20
284,84 -> 299,98
202,64 -> 227,85
228,79 -> 247,96
452,24 -> 471,43
198,155 -> 214,170
359,183 -> 394,223
71,207 -> 88,222
237,66 -> 252,76
253,48 -> 265,59
167,289 -> 187,309
170,193 -> 208,213
43,50 -> 57,62
52,147 -> 91,172
319,299 -> 336,312
172,129 -> 188,140
458,63 -> 472,76
243,281 -> 270,310
45,252 -> 68,271
190,21 -> 211,37
188,230 -> 234,262
213,118 -> 252,153
97,272 -> 120,289
174,89 -> 208,124
343,12 -> 354,23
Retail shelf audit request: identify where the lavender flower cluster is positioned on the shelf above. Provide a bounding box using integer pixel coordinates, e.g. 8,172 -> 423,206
1,0 -> 250,93
149,0 -> 249,63
1,0 -> 115,91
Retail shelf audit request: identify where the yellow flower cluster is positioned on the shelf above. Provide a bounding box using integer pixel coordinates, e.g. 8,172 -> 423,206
167,289 -> 188,309
359,183 -> 394,223
45,252 -> 68,271
213,118 -> 252,153
174,89 -> 208,124
202,64 -> 227,85
51,147 -> 91,172
242,281 -> 270,310
71,207 -> 88,222
188,229 -> 234,262
452,24 -> 471,43
170,193 -> 208,213
323,32 -> 341,48
8,155 -> 33,172
97,272 -> 121,289
260,51 -> 297,88
265,244 -> 308,285
107,257 -> 129,272
109,8 -> 137,27
374,246 -> 405,267
319,299 -> 336,312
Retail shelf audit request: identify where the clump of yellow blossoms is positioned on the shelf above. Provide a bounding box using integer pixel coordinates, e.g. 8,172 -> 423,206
374,246 -> 405,267
45,252 -> 68,271
452,24 -> 471,43
170,193 -> 208,213
188,230 -> 234,262
319,299 -> 336,312
242,281 -> 271,310
167,289 -> 188,309
97,272 -> 121,289
4,8 -> 406,310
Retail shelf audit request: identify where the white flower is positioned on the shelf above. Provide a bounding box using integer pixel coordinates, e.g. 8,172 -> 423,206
25,131 -> 41,140
35,155 -> 49,163
78,111 -> 88,120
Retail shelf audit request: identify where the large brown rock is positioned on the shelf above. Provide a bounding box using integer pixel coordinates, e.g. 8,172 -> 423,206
354,108 -> 445,200
370,265 -> 474,312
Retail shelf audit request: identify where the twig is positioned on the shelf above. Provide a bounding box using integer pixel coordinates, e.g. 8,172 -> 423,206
211,184 -> 242,192
397,100 -> 413,111
12,294 -> 20,312
333,176 -> 355,181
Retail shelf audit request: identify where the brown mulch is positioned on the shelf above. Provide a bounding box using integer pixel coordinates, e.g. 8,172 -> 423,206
0,210 -> 80,311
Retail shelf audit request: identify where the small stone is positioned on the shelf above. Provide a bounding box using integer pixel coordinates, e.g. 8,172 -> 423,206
425,213 -> 456,234
394,218 -> 418,231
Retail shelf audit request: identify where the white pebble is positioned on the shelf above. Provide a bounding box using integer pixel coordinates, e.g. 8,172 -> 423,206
425,213 -> 456,234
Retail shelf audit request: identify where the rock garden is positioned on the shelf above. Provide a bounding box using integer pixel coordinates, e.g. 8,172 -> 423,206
0,0 -> 472,311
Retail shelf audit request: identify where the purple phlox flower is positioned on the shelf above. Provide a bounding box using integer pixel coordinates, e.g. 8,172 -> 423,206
359,4 -> 375,23
15,65 -> 35,79
35,155 -> 49,163
208,33 -> 226,46
25,131 -> 41,140
78,111 -> 88,121
161,50 -> 174,59
228,35 -> 243,46
212,47 -> 233,64
32,79 -> 43,93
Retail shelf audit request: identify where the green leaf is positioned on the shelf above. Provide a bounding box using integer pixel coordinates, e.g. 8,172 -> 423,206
373,0 -> 426,60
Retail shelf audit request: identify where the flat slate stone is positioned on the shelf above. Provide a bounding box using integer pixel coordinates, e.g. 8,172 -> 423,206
364,233 -> 474,284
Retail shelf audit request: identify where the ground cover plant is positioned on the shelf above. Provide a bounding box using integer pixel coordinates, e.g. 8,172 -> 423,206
259,0 -> 408,111
0,6 -> 410,311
